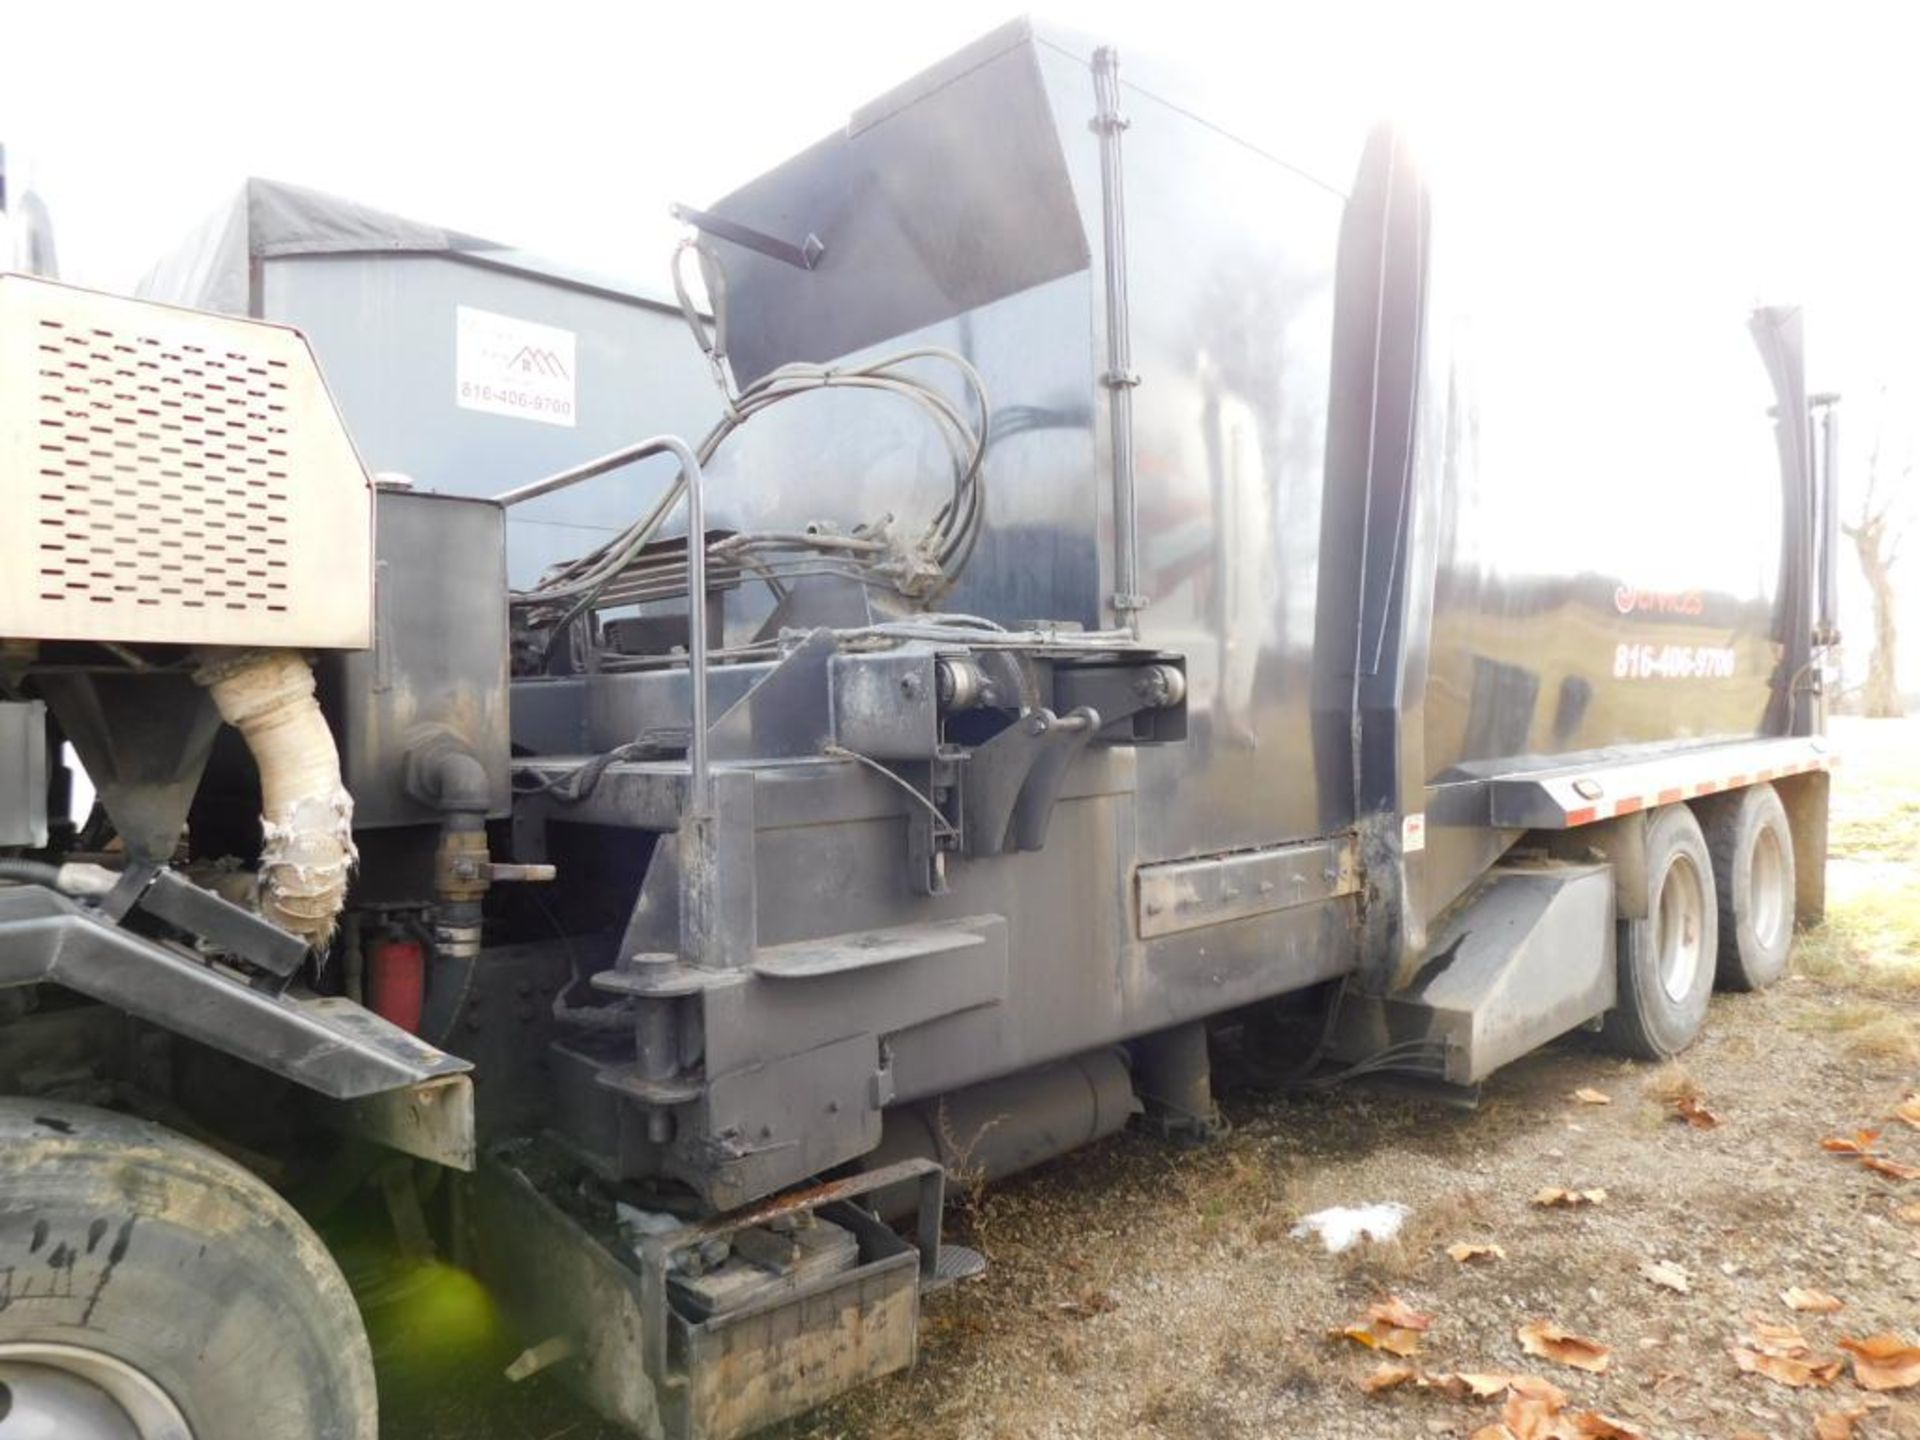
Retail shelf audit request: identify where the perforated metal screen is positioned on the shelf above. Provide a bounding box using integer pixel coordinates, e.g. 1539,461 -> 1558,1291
1,275 -> 371,648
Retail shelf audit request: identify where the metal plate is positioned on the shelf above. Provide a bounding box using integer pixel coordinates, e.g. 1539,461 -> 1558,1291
1136,835 -> 1359,939
0,275 -> 372,648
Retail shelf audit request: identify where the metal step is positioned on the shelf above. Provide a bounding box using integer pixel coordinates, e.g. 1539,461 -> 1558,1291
750,917 -> 992,979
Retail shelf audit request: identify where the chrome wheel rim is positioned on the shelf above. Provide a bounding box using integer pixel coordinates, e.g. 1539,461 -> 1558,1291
1749,826 -> 1787,951
0,1344 -> 192,1440
1657,853 -> 1707,1003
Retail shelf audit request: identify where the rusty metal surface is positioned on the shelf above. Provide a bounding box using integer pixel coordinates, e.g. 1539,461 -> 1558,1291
1134,834 -> 1360,939
468,1156 -> 664,1439
334,1073 -> 476,1171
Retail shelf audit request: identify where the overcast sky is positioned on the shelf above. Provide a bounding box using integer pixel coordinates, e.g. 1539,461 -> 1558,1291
9,0 -> 1918,685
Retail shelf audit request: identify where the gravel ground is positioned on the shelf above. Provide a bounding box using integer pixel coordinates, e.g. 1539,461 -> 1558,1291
393,719 -> 1920,1440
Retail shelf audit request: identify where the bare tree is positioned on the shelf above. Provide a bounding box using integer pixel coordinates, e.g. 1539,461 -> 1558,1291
1843,413 -> 1911,717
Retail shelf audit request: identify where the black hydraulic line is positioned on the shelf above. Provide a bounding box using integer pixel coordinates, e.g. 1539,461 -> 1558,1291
0,859 -> 62,890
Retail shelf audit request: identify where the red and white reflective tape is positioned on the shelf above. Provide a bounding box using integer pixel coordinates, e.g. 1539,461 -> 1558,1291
1486,737 -> 1837,831
1561,753 -> 1834,827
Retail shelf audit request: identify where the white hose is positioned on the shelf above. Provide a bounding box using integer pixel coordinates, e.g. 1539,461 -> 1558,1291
195,649 -> 355,947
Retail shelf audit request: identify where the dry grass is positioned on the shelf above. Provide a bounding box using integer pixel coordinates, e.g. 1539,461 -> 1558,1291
1641,1063 -> 1701,1106
1788,997 -> 1920,1065
1795,889 -> 1920,991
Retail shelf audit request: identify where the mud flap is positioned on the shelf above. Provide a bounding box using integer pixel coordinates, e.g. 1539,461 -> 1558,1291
1331,863 -> 1616,1085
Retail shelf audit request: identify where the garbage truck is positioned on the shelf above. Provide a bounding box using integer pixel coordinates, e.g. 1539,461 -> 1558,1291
0,18 -> 1839,1440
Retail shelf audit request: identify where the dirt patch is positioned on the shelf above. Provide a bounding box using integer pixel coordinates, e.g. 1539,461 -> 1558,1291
784,982 -> 1920,1440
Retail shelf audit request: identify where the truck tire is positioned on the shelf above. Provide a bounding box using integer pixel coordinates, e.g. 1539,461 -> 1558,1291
1699,783 -> 1796,991
0,1098 -> 377,1440
1601,803 -> 1719,1060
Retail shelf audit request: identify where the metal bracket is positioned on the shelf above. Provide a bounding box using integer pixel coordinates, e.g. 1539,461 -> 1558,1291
120,865 -> 310,980
0,887 -> 469,1100
960,707 -> 1100,857
672,203 -> 826,272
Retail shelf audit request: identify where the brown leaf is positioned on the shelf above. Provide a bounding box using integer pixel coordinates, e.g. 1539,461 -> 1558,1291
1639,1259 -> 1691,1294
1449,1241 -> 1508,1264
1729,1346 -> 1844,1388
1745,1316 -> 1815,1357
1531,1187 -> 1608,1208
1862,1154 -> 1920,1181
1501,1393 -> 1564,1440
1782,1286 -> 1845,1314
1361,1361 -> 1420,1392
1337,1322 -> 1420,1356
1571,1087 -> 1613,1105
1508,1375 -> 1569,1408
1816,1406 -> 1872,1440
1368,1295 -> 1435,1332
1517,1320 -> 1612,1373
1822,1128 -> 1883,1155
1838,1333 -> 1920,1391
1671,1094 -> 1721,1129
1423,1371 -> 1514,1401
1894,1094 -> 1920,1130
1569,1412 -> 1650,1439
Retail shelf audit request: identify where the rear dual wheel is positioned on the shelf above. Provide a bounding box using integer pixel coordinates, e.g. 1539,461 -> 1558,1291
1603,803 -> 1719,1060
1702,783 -> 1797,991
1601,784 -> 1796,1060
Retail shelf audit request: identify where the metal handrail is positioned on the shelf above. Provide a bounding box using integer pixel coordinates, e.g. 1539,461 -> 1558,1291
495,437 -> 710,811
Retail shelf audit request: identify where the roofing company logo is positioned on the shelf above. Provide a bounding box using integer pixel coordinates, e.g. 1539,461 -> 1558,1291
1613,585 -> 1705,617
506,345 -> 570,380
455,306 -> 576,428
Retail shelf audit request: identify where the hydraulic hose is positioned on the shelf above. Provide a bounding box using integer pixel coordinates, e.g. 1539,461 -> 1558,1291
195,649 -> 355,947
0,859 -> 117,895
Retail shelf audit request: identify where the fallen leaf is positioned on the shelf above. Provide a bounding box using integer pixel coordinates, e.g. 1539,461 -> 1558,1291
1508,1375 -> 1569,1408
1531,1187 -> 1608,1208
1729,1347 -> 1844,1388
1571,1087 -> 1612,1105
1338,1322 -> 1422,1356
1822,1128 -> 1882,1155
1570,1412 -> 1650,1439
1671,1094 -> 1721,1129
1783,1286 -> 1845,1314
1895,1094 -> 1920,1130
1838,1333 -> 1920,1391
1816,1406 -> 1872,1439
1368,1296 -> 1435,1332
1897,1202 -> 1920,1224
1639,1259 -> 1691,1294
1424,1371 -> 1514,1401
1517,1320 -> 1612,1373
1449,1241 -> 1508,1264
1745,1317 -> 1817,1358
1862,1155 -> 1920,1181
1501,1392 -> 1563,1440
1338,1299 -> 1432,1358
1361,1361 -> 1420,1392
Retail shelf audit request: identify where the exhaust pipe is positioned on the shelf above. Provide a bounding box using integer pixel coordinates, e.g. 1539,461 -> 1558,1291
195,648 -> 354,947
